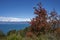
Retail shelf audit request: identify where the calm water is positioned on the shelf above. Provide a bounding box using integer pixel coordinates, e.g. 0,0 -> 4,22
0,23 -> 30,34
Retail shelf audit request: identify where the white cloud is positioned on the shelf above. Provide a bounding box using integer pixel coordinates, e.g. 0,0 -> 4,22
0,16 -> 31,22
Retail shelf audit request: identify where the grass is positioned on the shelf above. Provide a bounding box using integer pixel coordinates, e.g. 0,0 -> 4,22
0,27 -> 60,40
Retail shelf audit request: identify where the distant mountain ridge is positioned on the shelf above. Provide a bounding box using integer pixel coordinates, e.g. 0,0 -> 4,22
0,16 -> 31,22
0,21 -> 30,24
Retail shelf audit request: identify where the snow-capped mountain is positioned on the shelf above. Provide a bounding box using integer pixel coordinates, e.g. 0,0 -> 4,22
0,16 -> 31,22
0,16 -> 30,24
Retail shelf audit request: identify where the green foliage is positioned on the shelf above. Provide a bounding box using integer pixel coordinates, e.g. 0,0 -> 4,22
0,30 -> 6,40
0,30 -> 5,37
7,30 -> 16,36
0,28 -> 60,40
7,34 -> 17,40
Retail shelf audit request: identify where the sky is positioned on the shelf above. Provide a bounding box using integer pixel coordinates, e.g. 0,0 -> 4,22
0,0 -> 60,22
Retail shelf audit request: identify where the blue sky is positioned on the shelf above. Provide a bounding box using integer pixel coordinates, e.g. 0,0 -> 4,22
0,0 -> 60,21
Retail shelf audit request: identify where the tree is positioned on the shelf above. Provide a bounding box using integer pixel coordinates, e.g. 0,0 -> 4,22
26,3 -> 51,36
7,30 -> 16,36
26,3 -> 60,37
0,30 -> 5,38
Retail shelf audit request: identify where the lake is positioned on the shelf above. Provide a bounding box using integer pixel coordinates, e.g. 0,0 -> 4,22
0,22 -> 30,34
